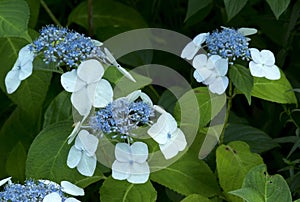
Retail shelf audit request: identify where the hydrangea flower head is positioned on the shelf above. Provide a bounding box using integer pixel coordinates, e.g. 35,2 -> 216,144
206,27 -> 251,61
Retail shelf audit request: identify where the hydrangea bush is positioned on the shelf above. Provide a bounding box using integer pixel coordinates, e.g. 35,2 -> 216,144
1,0 -> 300,201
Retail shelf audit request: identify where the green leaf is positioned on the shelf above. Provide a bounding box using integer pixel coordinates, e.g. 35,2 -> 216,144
224,0 -> 248,21
26,121 -> 105,187
150,151 -> 220,197
181,194 -> 211,202
229,64 -> 253,104
99,176 -> 157,202
174,87 -> 226,128
68,0 -> 147,40
216,141 -> 264,202
0,0 -> 31,41
0,38 -> 52,115
266,0 -> 290,19
251,70 -> 297,104
229,164 -> 292,202
224,124 -> 279,153
43,91 -> 72,128
5,141 -> 26,181
184,0 -> 212,22
26,0 -> 40,28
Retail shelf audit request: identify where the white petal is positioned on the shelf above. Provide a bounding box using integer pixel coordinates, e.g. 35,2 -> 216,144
260,50 -> 275,66
61,70 -> 80,93
126,90 -> 142,102
76,153 -> 97,177
19,59 -> 33,80
5,69 -> 21,94
208,76 -> 228,95
193,33 -> 208,46
65,198 -> 81,202
238,28 -> 257,36
193,70 -> 205,83
115,143 -> 131,162
104,48 -> 117,64
39,180 -> 60,189
250,48 -> 262,64
249,62 -> 264,77
214,58 -> 228,76
153,105 -> 166,114
61,181 -> 85,196
193,68 -> 213,83
67,146 -> 82,168
173,128 -> 187,151
192,54 -> 207,70
112,161 -> 130,180
159,141 -> 179,160
78,130 -> 99,155
131,142 -> 148,163
43,192 -> 62,202
181,41 -> 199,60
75,133 -> 85,150
116,65 -> 136,82
18,44 -> 34,60
264,65 -> 281,80
127,162 -> 150,184
68,121 -> 81,144
209,55 -> 222,65
77,59 -> 104,83
0,177 -> 12,186
91,39 -> 103,46
71,89 -> 92,116
91,79 -> 113,108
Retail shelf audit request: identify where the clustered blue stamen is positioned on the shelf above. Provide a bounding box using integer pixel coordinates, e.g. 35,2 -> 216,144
206,27 -> 250,61
30,25 -> 98,68
90,98 -> 154,136
0,179 -> 67,202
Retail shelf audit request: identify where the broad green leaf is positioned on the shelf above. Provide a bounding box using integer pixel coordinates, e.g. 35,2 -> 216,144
229,164 -> 292,202
0,0 -> 31,41
174,87 -> 226,128
99,176 -> 157,202
229,64 -> 253,104
184,0 -> 212,22
68,0 -> 147,40
266,0 -> 290,19
26,0 -> 40,28
0,38 -> 52,115
43,91 -> 72,128
5,141 -> 26,181
224,124 -> 279,153
251,70 -> 297,104
216,141 -> 264,202
181,194 -> 211,202
26,121 -> 105,188
224,0 -> 248,21
0,107 -> 39,178
150,151 -> 220,197
294,200 -> 300,202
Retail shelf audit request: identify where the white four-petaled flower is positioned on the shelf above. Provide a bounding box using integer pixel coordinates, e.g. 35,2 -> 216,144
112,142 -> 150,184
249,48 -> 280,80
147,105 -> 187,159
193,54 -> 229,95
5,44 -> 35,94
181,33 -> 209,60
61,59 -> 113,116
67,130 -> 98,177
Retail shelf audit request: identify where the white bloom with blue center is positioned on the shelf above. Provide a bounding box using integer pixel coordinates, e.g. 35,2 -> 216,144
249,48 -> 280,80
112,142 -> 150,184
148,106 -> 187,159
181,33 -> 209,60
5,44 -> 35,94
67,130 -> 98,176
61,59 -> 113,116
193,54 -> 229,95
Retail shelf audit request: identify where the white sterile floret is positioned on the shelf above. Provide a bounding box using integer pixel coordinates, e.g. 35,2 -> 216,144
103,48 -> 136,82
67,130 -> 98,176
147,106 -> 187,159
181,33 -> 209,60
249,48 -> 280,80
43,181 -> 84,202
5,44 -> 35,94
193,54 -> 229,95
112,142 -> 150,184
61,59 -> 113,116
237,27 -> 257,36
126,90 -> 153,106
0,176 -> 12,186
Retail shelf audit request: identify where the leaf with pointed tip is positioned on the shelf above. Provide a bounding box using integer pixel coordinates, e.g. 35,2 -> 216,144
5,142 -> 26,181
266,0 -> 290,19
180,194 -> 211,202
184,0 -> 212,22
224,0 -> 248,21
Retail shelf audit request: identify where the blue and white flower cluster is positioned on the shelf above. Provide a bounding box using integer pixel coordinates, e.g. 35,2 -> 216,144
181,27 -> 281,94
0,177 -> 84,202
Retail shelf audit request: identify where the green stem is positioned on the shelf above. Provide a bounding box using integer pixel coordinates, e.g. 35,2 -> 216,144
88,0 -> 94,36
34,67 -> 64,74
40,0 -> 62,27
219,80 -> 233,145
